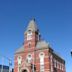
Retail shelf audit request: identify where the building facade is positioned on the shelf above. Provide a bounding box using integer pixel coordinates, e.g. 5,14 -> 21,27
14,19 -> 66,72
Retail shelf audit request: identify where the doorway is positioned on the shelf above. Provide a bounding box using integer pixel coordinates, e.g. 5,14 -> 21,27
22,69 -> 28,72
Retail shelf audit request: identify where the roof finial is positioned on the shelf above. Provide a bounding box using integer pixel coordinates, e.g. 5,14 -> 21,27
31,17 -> 35,21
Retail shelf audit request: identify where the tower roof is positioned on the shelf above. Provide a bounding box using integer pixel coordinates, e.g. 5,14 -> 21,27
25,19 -> 38,33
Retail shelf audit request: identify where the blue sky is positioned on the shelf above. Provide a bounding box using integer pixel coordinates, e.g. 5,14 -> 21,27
0,0 -> 72,72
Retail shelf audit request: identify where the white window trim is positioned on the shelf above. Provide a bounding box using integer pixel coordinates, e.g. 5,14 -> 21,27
26,54 -> 32,63
17,56 -> 22,66
39,52 -> 45,72
39,52 -> 45,58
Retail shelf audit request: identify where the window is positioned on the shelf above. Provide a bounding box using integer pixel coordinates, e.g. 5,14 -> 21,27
39,52 -> 45,72
17,56 -> 22,66
28,42 -> 31,48
17,56 -> 22,72
28,30 -> 32,35
50,55 -> 53,72
57,61 -> 59,69
62,64 -> 64,71
40,65 -> 44,72
39,52 -> 45,58
28,54 -> 31,58
54,59 -> 57,68
27,54 -> 32,63
60,63 -> 61,70
27,30 -> 32,40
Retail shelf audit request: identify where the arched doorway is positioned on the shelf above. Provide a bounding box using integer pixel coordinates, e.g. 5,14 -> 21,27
22,69 -> 28,72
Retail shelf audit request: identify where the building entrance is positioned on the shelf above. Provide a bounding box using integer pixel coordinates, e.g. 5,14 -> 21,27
22,69 -> 28,72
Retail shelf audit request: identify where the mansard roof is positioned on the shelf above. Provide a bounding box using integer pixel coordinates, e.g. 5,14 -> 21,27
25,19 -> 38,33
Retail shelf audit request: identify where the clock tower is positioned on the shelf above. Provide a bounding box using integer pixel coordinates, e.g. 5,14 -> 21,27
24,19 -> 40,51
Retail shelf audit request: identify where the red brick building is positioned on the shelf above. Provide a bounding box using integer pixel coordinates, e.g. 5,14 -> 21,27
14,19 -> 66,72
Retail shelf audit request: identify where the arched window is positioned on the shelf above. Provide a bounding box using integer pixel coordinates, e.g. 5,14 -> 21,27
39,52 -> 45,72
26,54 -> 32,63
27,30 -> 32,40
17,56 -> 22,72
17,56 -> 22,66
28,42 -> 31,48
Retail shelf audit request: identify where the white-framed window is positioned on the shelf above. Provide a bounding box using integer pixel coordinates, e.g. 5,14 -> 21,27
27,30 -> 32,40
17,56 -> 22,72
18,66 -> 21,72
50,55 -> 53,72
39,52 -> 45,58
39,52 -> 45,72
28,30 -> 32,35
17,56 -> 22,66
40,64 -> 44,72
54,59 -> 56,68
27,54 -> 32,63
